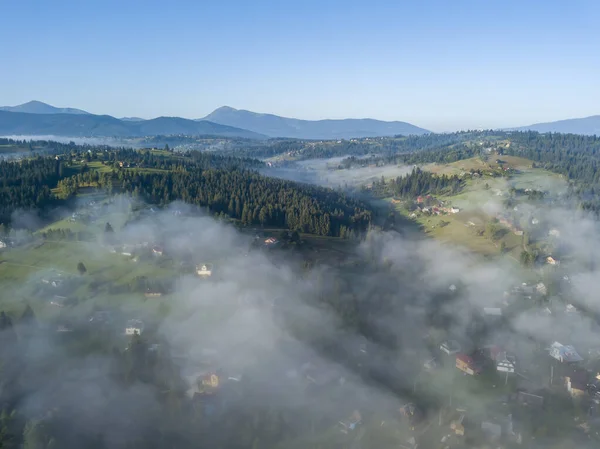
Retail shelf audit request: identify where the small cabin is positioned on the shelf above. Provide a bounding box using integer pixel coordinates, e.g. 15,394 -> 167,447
125,319 -> 144,336
456,354 -> 482,376
196,264 -> 213,277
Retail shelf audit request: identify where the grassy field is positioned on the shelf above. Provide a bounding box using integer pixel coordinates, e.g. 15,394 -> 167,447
390,156 -> 564,262
0,237 -> 174,316
0,198 -> 360,322
423,155 -> 535,176
0,144 -> 29,154
86,160 -> 113,173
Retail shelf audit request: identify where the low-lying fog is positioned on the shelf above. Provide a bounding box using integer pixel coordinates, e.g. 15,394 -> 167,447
263,157 -> 413,188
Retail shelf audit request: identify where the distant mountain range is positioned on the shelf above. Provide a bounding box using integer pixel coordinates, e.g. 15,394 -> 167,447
0,109 -> 265,139
513,115 -> 600,136
201,106 -> 430,139
0,100 -> 90,115
2,101 -> 599,138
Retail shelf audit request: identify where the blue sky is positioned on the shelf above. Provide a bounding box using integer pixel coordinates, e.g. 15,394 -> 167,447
1,0 -> 599,131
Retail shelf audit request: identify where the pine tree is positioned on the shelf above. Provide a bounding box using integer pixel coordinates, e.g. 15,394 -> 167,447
21,305 -> 37,326
77,262 -> 87,275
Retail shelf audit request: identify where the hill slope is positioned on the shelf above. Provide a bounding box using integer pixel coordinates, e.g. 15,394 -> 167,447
514,115 -> 600,136
201,106 -> 430,139
0,100 -> 90,115
0,111 -> 266,139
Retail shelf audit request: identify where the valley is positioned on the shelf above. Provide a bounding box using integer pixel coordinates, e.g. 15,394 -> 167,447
1,131 -> 600,449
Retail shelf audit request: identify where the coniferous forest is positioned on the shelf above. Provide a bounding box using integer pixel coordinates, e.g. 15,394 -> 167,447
0,143 -> 372,237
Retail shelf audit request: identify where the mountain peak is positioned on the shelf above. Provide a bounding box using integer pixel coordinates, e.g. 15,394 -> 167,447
202,107 -> 430,139
513,115 -> 600,136
22,100 -> 49,106
0,100 -> 90,115
212,106 -> 238,113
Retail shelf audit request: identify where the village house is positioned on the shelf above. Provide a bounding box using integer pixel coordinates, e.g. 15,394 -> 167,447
536,282 -> 547,296
152,246 -> 164,256
456,353 -> 482,375
201,372 -> 221,393
450,412 -> 466,435
118,244 -> 136,257
144,291 -> 163,298
483,307 -> 502,317
565,303 -> 578,314
565,370 -> 589,398
546,256 -> 559,265
423,357 -> 438,371
264,237 -> 279,247
490,348 -> 517,373
399,403 -> 424,429
548,341 -> 583,364
125,319 -> 144,336
440,340 -> 461,355
339,410 -> 362,434
184,369 -> 221,399
50,296 -> 68,307
56,324 -> 73,333
0,240 -> 7,249
196,263 -> 213,277
497,357 -> 516,373
549,229 -> 561,237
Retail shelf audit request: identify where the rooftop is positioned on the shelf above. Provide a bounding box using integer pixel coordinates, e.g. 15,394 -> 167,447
549,342 -> 583,363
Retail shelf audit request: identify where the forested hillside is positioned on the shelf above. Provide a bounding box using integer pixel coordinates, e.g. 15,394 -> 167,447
58,169 -> 371,237
0,158 -> 63,224
0,141 -> 372,237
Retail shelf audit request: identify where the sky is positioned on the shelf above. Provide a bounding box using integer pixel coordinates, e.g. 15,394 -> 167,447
1,0 -> 599,132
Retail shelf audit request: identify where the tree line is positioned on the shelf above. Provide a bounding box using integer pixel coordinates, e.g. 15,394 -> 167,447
0,142 -> 371,237
57,168 -> 372,237
368,168 -> 464,198
0,157 -> 65,225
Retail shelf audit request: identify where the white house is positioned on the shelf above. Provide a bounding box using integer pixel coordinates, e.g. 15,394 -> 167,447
497,359 -> 515,373
196,264 -> 213,277
483,308 -> 503,317
125,319 -> 144,336
0,240 -> 6,249
536,283 -> 547,296
496,352 -> 516,373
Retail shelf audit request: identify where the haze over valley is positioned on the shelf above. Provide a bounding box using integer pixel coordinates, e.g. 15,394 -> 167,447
2,1 -> 600,448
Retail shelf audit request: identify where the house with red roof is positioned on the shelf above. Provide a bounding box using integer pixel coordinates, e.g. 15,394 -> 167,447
456,354 -> 482,376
